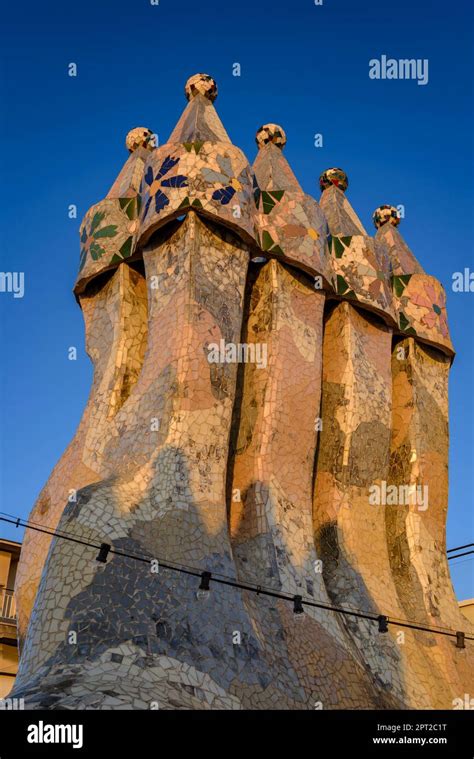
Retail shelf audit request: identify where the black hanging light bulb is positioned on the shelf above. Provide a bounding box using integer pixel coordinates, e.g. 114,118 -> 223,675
293,595 -> 304,616
96,543 -> 111,563
377,614 -> 389,633
456,631 -> 466,649
197,571 -> 212,599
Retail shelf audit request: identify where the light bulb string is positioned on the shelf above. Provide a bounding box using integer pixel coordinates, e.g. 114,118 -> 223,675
0,510 -> 406,618
2,510 -> 470,629
0,514 -> 472,642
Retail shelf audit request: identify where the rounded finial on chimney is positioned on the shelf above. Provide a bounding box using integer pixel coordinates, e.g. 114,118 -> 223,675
373,205 -> 400,229
185,73 -> 218,102
319,168 -> 348,193
255,123 -> 287,150
125,127 -> 156,153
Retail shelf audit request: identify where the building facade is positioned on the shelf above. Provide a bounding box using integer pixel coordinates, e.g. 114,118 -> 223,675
0,538 -> 20,698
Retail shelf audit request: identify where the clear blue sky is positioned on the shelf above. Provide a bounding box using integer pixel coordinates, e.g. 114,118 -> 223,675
1,0 -> 472,600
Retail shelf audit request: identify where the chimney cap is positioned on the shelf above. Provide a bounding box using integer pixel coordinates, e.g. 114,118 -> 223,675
373,205 -> 401,229
255,123 -> 287,150
319,168 -> 348,193
185,73 -> 218,102
125,127 -> 156,153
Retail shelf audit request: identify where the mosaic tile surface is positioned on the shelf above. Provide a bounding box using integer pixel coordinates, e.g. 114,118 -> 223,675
73,76 -> 453,356
373,204 -> 400,229
107,148 -> 150,201
138,139 -> 255,246
393,273 -> 453,355
77,200 -> 141,289
13,74 -> 471,710
185,73 -> 218,102
125,128 -> 156,154
388,338 -> 470,700
319,167 -> 349,193
253,135 -> 333,286
328,233 -> 396,323
375,220 -> 425,277
389,338 -> 461,628
319,184 -> 367,236
15,266 -> 148,645
312,302 -> 472,707
255,123 -> 287,150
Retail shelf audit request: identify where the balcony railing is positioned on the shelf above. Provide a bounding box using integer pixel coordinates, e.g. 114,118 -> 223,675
0,588 -> 16,622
